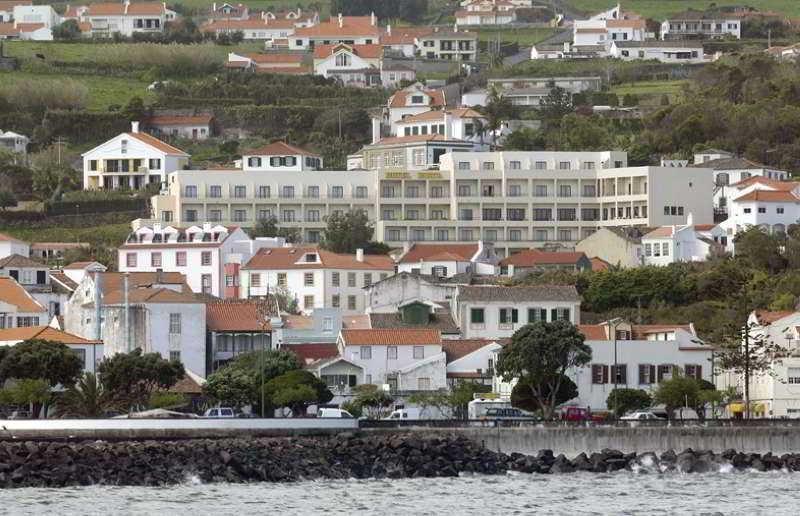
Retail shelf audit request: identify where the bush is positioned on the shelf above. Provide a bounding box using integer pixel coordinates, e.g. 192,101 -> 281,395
606,388 -> 652,417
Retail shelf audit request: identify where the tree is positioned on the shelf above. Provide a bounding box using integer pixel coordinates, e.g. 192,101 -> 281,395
0,379 -> 51,418
606,388 -> 652,417
148,391 -> 188,409
495,321 -> 592,419
539,86 -> 573,121
511,374 -> 577,413
57,372 -> 117,418
447,382 -> 492,419
483,86 -> 516,146
0,190 -> 17,211
52,19 -> 81,40
203,349 -> 299,414
251,216 -> 301,243
321,209 -> 374,254
97,348 -> 185,410
652,373 -> 714,420
0,339 -> 83,388
502,127 -> 545,151
734,227 -> 785,273
351,384 -> 393,419
264,370 -> 332,417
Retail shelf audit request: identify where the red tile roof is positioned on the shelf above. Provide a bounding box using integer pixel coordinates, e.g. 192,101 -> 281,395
313,43 -> 382,59
93,272 -> 188,296
389,88 -> 446,108
294,15 -> 380,38
500,249 -> 587,266
579,324 -> 694,340
127,132 -> 189,156
734,190 -> 800,203
0,23 -> 19,37
0,232 -> 24,244
146,115 -> 213,127
244,140 -> 318,157
102,287 -> 200,305
245,52 -> 305,64
370,134 -> 461,146
285,343 -> 338,365
0,277 -> 46,313
607,19 -> 646,28
590,257 -> 610,271
755,310 -> 794,324
399,243 -> 478,264
202,17 -> 295,31
206,299 -> 273,331
124,2 -> 165,15
341,329 -> 441,346
442,339 -> 501,363
396,107 -> 484,124
0,1 -> 31,10
253,65 -> 311,75
732,176 -> 797,190
243,247 -> 394,271
0,326 -> 101,344
15,22 -> 44,32
381,27 -> 431,45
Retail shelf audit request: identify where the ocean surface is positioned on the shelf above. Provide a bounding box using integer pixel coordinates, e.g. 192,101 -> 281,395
1,470 -> 797,515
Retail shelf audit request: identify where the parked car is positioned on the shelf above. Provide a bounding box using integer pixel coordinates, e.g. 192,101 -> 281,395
203,407 -> 236,418
620,411 -> 666,421
483,408 -> 536,420
317,408 -> 354,418
560,407 -> 607,423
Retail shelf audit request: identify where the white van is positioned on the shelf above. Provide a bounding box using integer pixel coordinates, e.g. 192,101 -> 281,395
383,408 -> 422,420
203,407 -> 235,418
317,408 -> 354,418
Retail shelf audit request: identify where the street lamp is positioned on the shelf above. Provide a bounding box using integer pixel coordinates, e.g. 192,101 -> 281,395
607,317 -> 624,419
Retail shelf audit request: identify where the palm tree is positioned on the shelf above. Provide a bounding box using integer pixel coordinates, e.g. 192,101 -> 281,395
57,372 -> 116,418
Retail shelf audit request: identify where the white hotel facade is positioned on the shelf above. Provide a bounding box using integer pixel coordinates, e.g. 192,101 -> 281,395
149,148 -> 713,255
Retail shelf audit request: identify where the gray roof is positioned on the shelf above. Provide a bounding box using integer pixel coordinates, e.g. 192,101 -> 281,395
458,285 -> 580,303
604,226 -> 652,244
689,157 -> 770,170
0,254 -> 46,269
666,9 -> 739,21
613,40 -> 703,49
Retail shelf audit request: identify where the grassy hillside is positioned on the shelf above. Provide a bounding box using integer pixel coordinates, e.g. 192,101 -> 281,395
475,27 -> 560,45
610,79 -> 687,103
567,0 -> 800,20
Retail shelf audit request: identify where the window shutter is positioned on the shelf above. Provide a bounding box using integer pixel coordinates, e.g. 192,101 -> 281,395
512,309 -> 518,323
619,365 -> 627,384
638,365 -> 647,384
591,365 -> 601,384
499,309 -> 506,323
539,309 -> 547,322
603,365 -> 609,384
695,365 -> 702,380
348,375 -> 357,387
649,365 -> 656,384
551,308 -> 557,322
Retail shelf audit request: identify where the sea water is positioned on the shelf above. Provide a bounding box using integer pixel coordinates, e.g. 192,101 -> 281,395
0,470 -> 795,515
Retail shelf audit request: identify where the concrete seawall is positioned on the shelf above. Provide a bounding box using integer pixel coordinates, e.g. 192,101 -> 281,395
364,426 -> 800,455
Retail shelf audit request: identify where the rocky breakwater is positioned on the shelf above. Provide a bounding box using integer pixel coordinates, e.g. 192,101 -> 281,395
1,436 -> 800,488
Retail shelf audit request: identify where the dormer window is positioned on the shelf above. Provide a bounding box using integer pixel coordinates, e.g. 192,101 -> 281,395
248,157 -> 262,168
121,139 -> 128,154
335,53 -> 351,66
304,253 -> 318,263
410,95 -> 424,104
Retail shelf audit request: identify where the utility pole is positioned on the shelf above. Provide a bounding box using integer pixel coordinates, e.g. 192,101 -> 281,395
53,136 -> 67,165
743,324 -> 750,420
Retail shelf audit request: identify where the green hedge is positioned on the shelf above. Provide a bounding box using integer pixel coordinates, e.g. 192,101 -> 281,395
46,198 -> 147,216
43,110 -> 131,144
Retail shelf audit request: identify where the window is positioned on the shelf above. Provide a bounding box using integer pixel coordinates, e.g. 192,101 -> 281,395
535,161 -> 546,169
509,160 -> 521,170
558,161 -> 571,170
418,378 -> 431,390
332,272 -> 340,287
662,243 -> 669,256
657,364 -> 674,382
499,308 -> 518,325
591,364 -> 608,384
201,251 -> 211,266
347,272 -> 356,287
149,158 -> 161,170
458,161 -> 470,170
534,185 -> 547,197
277,273 -> 287,287
470,308 -> 485,324
387,346 -> 397,360
611,364 -> 627,385
303,295 -> 314,310
359,345 -> 372,360
126,253 -> 137,267
234,185 -> 246,198
309,186 -> 321,199
363,273 -> 372,288
743,208 -> 752,214
355,186 -> 368,199
209,185 -> 222,198
482,162 -> 495,170
348,295 -> 356,310
281,186 -> 295,198
169,351 -> 181,362
778,207 -> 785,214
413,346 -> 424,359
508,184 -> 522,197
638,364 -> 655,385
304,272 -> 314,286
332,295 -> 340,308
257,186 -> 270,198
552,308 -> 570,321
645,243 -> 652,257
169,313 -> 181,334
788,367 -> 800,384
184,185 -> 197,198
250,273 -> 261,288
559,185 -> 572,197
528,308 -> 546,323
331,186 -> 344,198
201,274 -> 212,294
151,252 -> 162,267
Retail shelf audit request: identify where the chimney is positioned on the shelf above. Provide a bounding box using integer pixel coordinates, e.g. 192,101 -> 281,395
387,24 -> 391,36
153,222 -> 162,233
338,12 -> 343,28
443,111 -> 452,139
203,221 -> 212,232
454,23 -> 458,33
563,41 -> 570,53
131,121 -> 140,133
93,273 -> 102,341
402,241 -> 411,253
212,2 -> 216,11
371,118 -> 381,144
356,248 -> 364,262
371,11 -> 375,26
687,212 -> 694,226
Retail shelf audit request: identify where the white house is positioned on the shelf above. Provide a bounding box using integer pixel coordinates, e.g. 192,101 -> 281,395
12,5 -> 59,28
720,310 -> 800,418
444,338 -> 503,386
394,107 -> 488,144
240,140 -> 322,173
0,1 -> 30,23
0,275 -> 47,328
573,3 -> 647,52
415,27 -> 478,61
61,261 -> 106,287
312,43 -> 382,87
201,15 -> 296,41
63,271 -> 209,377
718,180 -> 800,252
64,1 -> 178,38
641,217 -> 724,266
396,242 -> 498,278
0,254 -> 66,318
492,321 -> 712,412
144,114 -> 213,141
609,40 -> 709,63
289,13 -> 381,50
486,76 -> 603,107
661,10 -> 741,40
0,130 -> 29,154
455,0 -> 517,26
700,158 -> 791,219
454,285 -> 581,339
383,82 -> 449,132
225,52 -> 309,74
82,121 -> 189,190
337,328 -> 447,392
118,223 -> 276,298
576,227 -> 644,269
241,247 -> 394,315
0,19 -> 52,39
0,326 -> 104,374
365,271 -> 465,314
0,232 -> 29,259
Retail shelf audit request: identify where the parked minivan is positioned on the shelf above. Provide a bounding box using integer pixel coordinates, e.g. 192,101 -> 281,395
317,408 -> 354,418
203,407 -> 235,418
